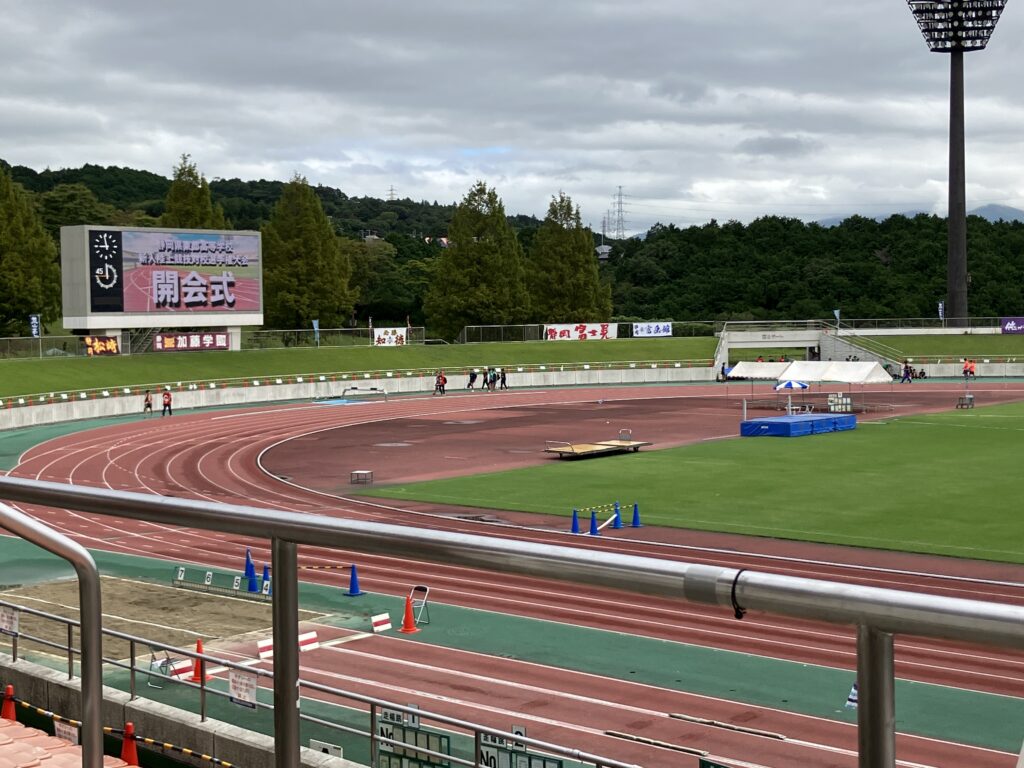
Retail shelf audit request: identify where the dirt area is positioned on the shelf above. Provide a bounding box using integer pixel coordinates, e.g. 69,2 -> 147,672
2,575 -> 321,662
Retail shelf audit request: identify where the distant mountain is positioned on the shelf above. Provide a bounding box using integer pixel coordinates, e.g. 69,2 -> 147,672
969,204 -> 1024,223
817,205 -> 1024,227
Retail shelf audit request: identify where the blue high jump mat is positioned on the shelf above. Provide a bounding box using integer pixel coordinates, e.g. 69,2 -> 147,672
740,413 -> 856,437
313,398 -> 368,406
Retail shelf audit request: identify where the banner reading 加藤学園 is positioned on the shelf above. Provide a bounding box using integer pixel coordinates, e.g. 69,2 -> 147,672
1000,317 -> 1024,334
544,323 -> 617,341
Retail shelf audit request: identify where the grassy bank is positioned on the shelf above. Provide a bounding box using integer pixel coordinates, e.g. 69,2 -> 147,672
0,338 -> 716,399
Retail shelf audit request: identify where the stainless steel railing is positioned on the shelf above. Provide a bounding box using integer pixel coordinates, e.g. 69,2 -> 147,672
2,476 -> 1023,768
0,596 -> 635,768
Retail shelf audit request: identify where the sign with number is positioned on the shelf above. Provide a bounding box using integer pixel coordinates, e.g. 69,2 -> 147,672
479,731 -> 562,768
204,571 -> 213,585
232,576 -> 241,590
376,711 -> 450,765
176,567 -> 185,580
228,669 -> 258,709
0,605 -> 19,636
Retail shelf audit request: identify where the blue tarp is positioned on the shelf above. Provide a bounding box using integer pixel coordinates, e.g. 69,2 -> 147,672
740,414 -> 856,437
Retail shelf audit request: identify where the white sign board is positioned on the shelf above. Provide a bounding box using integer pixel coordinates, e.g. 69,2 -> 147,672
229,668 -> 258,709
632,322 -> 672,338
0,605 -> 19,636
309,739 -> 342,758
54,721 -> 79,745
544,322 -> 617,342
373,328 -> 407,346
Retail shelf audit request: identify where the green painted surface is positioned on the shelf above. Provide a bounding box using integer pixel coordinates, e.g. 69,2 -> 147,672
1,537 -> 1021,753
361,402 -> 1024,563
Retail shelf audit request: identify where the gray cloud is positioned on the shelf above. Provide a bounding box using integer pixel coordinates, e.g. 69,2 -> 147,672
2,1 -> 1021,232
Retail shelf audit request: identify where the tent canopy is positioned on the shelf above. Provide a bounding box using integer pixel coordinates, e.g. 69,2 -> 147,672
727,360 -> 892,384
780,361 -> 892,384
727,362 -> 790,380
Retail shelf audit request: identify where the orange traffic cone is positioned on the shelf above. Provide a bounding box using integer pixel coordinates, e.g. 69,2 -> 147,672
190,639 -> 213,682
397,596 -> 420,634
120,721 -> 139,766
1,684 -> 15,720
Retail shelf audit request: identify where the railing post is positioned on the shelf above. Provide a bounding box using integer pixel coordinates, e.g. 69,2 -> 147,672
857,624 -> 896,768
0,502 -> 103,768
129,639 -> 136,700
272,538 -> 300,768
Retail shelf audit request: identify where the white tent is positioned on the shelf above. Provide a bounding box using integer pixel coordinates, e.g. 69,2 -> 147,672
779,360 -> 892,384
727,362 -> 790,380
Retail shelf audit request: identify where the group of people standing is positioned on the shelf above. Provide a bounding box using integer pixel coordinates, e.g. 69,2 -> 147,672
143,389 -> 173,416
466,367 -> 506,392
962,359 -> 977,380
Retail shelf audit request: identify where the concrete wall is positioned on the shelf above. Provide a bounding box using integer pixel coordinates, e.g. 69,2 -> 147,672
0,657 -> 359,768
0,365 -> 717,431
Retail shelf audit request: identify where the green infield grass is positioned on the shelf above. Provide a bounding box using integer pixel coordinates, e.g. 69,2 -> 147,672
852,334 -> 1024,359
0,337 -> 716,399
359,401 -> 1024,563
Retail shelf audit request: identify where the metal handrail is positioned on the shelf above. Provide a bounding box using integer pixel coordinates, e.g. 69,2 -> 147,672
1,598 -> 635,768
0,502 -> 104,768
2,477 -> 1024,767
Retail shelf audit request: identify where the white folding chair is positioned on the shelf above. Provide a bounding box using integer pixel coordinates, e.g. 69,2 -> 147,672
410,585 -> 430,626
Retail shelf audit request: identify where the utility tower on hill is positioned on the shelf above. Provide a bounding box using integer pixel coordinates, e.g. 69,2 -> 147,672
612,186 -> 627,240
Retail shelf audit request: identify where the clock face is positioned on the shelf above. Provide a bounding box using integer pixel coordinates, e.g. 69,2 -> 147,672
88,230 -> 125,312
92,232 -> 120,261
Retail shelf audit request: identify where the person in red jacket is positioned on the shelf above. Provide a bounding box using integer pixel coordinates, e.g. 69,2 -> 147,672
161,389 -> 173,417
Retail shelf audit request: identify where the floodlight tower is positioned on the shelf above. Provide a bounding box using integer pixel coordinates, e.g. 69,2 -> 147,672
906,0 -> 1006,326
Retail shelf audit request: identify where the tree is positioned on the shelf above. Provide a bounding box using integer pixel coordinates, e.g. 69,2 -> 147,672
0,167 -> 61,334
526,192 -> 611,322
36,183 -> 119,241
262,174 -> 354,329
161,154 -> 227,229
424,182 -> 529,339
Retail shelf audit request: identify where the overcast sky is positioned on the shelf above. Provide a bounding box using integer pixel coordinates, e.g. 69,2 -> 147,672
2,1 -> 1021,234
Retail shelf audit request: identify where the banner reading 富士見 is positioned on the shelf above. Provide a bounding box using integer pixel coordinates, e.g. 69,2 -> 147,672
544,323 -> 618,341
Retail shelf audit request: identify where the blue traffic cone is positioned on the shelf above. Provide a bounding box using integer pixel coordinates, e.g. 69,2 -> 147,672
261,564 -> 272,595
245,549 -> 259,593
346,564 -> 364,596
571,508 -> 580,534
631,502 -> 642,528
612,501 -> 623,529
588,509 -> 599,536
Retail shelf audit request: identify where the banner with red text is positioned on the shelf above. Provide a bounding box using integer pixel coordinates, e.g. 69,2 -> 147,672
373,328 -> 407,346
544,323 -> 617,341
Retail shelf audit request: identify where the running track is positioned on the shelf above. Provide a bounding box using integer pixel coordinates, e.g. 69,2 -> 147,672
5,384 -> 1024,767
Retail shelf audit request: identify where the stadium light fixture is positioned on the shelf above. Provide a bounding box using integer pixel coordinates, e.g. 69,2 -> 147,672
905,1 -> 1007,326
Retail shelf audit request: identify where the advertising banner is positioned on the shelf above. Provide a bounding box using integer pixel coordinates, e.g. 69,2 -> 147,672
544,323 -> 617,341
29,314 -> 41,338
1000,317 -> 1024,334
82,229 -> 261,314
632,322 -> 672,338
373,328 -> 407,346
84,336 -> 120,356
154,332 -> 230,352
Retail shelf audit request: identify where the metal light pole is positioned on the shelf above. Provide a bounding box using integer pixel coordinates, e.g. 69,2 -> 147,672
906,0 -> 1006,327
